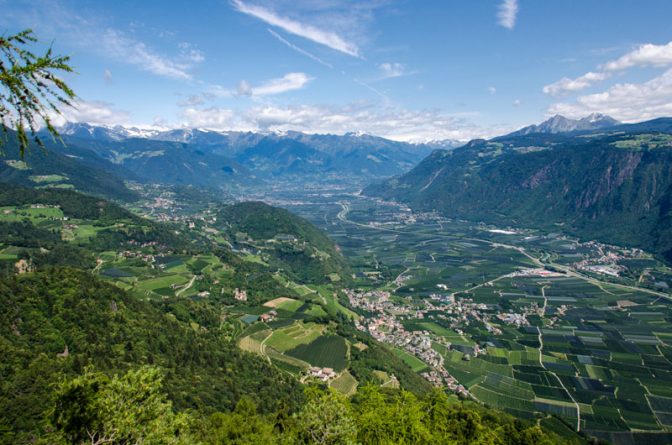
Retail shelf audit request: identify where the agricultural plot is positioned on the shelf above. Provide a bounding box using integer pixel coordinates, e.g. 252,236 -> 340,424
238,329 -> 271,354
286,335 -> 348,371
29,174 -> 68,184
392,347 -> 429,373
95,251 -> 236,300
330,370 -> 358,395
264,297 -> 303,312
0,205 -> 64,225
265,322 -> 325,352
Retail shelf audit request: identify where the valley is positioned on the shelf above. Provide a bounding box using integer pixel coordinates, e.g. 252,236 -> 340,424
3,3 -> 672,443
246,187 -> 672,442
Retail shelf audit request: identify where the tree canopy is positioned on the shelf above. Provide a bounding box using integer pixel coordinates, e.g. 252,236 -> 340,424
0,29 -> 75,157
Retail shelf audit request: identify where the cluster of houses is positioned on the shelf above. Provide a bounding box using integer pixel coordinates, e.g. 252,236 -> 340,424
344,289 -> 392,312
346,284 -> 559,397
496,312 -> 529,327
422,369 -> 468,395
570,241 -> 646,279
346,287 -> 471,394
306,366 -> 337,382
120,250 -> 155,263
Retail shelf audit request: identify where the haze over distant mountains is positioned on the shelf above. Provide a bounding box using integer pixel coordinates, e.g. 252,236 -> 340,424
52,122 -> 460,186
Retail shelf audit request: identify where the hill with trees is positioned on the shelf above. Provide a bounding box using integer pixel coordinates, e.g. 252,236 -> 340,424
217,201 -> 350,284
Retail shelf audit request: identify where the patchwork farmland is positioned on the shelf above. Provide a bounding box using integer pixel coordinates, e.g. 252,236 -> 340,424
274,190 -> 672,442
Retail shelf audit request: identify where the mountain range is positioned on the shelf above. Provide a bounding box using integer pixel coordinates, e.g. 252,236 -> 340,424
54,123 -> 457,185
506,113 -> 621,137
365,117 -> 672,263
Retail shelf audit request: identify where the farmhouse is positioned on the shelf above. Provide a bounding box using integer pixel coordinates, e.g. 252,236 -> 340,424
260,310 -> 278,322
308,367 -> 337,382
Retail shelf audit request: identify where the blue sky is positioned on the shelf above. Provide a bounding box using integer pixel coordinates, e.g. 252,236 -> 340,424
2,0 -> 672,141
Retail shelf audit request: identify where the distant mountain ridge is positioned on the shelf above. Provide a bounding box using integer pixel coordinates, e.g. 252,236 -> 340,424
506,113 -> 621,137
365,117 -> 672,263
56,123 -> 458,184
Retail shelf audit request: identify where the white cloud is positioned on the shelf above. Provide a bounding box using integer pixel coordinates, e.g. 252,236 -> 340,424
103,69 -> 113,84
231,0 -> 360,57
544,41 -> 672,96
179,102 -> 505,141
180,107 -> 246,130
50,100 -> 130,127
497,0 -> 518,30
602,41 -> 672,71
545,41 -> 672,121
543,71 -> 610,96
512,99 -> 521,107
379,62 -> 404,78
237,72 -> 313,96
193,73 -> 312,103
548,68 -> 672,122
488,86 -> 497,95
377,62 -> 417,80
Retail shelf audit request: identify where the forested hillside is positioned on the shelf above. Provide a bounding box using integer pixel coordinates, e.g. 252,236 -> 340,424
217,201 -> 350,284
0,133 -> 137,202
366,122 -> 672,263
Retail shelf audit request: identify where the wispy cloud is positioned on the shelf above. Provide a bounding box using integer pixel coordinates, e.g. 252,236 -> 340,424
487,86 -> 497,95
188,72 -> 313,105
267,28 -> 333,68
0,1 -> 202,81
353,78 -> 390,102
231,0 -> 360,57
178,42 -> 205,63
378,62 -> 417,79
497,0 -> 518,30
237,72 -> 313,96
101,29 -> 195,80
